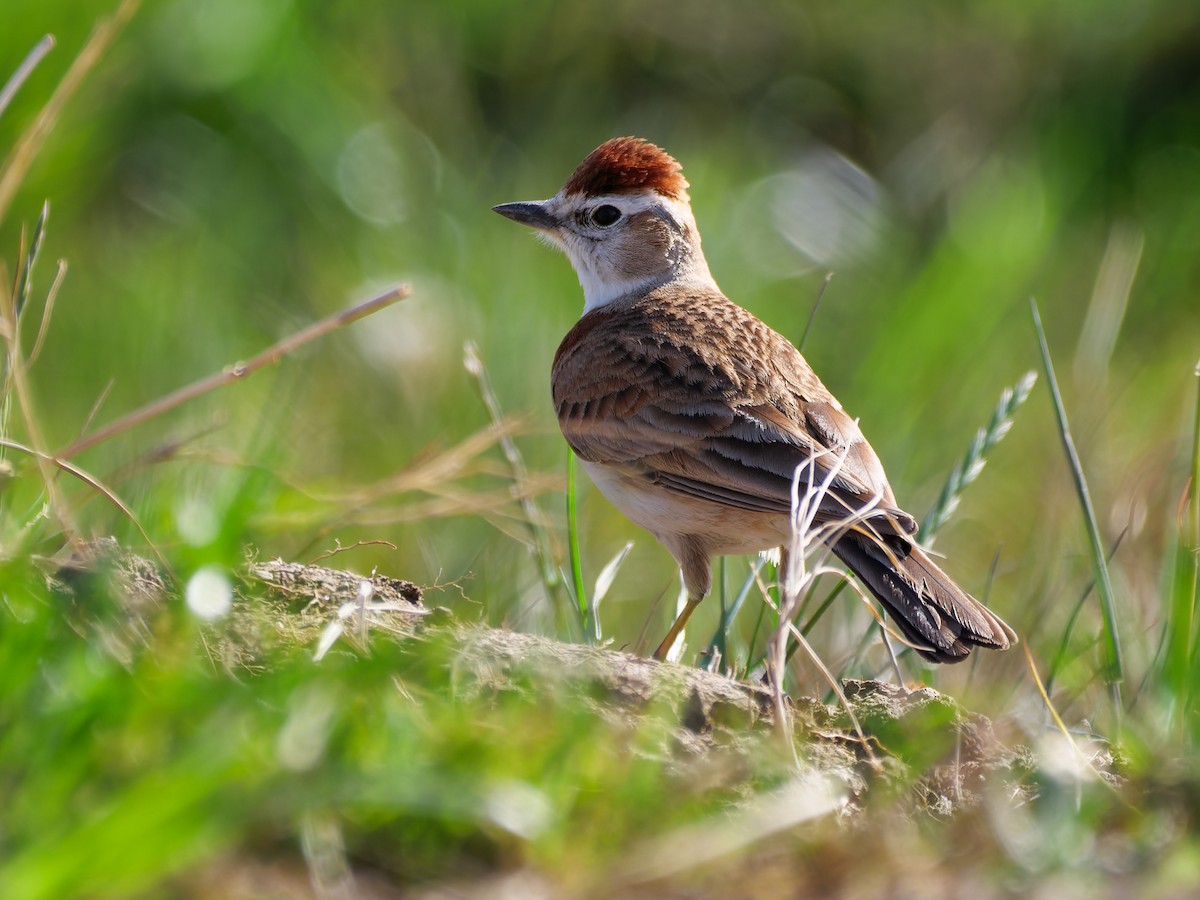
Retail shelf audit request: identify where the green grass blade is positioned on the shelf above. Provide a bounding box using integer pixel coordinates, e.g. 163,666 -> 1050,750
707,555 -> 767,670
15,201 -> 49,321
800,580 -> 845,637
1188,361 -> 1200,660
463,342 -> 566,622
1045,531 -> 1126,696
1164,361 -> 1200,722
921,370 -> 1037,543
566,448 -> 590,638
1030,297 -> 1124,710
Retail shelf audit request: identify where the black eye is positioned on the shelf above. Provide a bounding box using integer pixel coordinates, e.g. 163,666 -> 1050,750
591,204 -> 621,227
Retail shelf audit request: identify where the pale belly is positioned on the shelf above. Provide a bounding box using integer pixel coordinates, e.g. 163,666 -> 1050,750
581,460 -> 792,556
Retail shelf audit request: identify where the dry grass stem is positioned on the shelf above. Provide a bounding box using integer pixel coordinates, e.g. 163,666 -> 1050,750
463,340 -> 563,600
1024,644 -> 1125,794
797,270 -> 834,353
58,284 -> 411,459
0,275 -> 76,537
27,258 -> 67,366
767,445 -> 882,765
307,540 -> 399,565
0,0 -> 140,226
330,420 -> 527,506
75,378 -> 116,445
0,437 -> 169,573
322,477 -> 563,529
272,422 -> 548,544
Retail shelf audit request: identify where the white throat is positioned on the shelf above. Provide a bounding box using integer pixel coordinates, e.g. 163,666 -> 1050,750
578,271 -> 665,314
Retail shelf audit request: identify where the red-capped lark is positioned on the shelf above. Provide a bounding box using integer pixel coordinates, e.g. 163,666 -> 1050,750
494,136 -> 1016,663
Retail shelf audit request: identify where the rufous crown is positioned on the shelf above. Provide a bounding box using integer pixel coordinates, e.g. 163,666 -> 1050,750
562,137 -> 689,202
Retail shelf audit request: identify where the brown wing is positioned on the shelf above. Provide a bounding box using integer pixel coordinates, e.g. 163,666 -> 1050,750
552,287 -> 916,535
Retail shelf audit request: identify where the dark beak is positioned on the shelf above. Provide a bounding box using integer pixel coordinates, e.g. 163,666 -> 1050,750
492,200 -> 559,230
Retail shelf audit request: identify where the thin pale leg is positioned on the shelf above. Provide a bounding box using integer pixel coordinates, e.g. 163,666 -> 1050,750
653,593 -> 704,660
653,537 -> 712,661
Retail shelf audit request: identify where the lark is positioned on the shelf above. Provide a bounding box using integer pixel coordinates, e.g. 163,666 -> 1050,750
494,137 -> 1016,662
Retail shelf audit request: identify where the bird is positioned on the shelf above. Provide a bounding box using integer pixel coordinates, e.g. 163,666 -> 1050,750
493,136 -> 1016,664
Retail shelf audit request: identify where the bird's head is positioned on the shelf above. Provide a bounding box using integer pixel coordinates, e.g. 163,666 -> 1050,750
493,137 -> 715,313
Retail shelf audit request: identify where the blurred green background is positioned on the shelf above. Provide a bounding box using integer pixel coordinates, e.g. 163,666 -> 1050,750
5,1 -> 1200,895
3,0 -> 1198,702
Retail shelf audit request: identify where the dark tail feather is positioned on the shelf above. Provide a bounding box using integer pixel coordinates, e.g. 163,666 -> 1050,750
832,534 -> 1017,664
